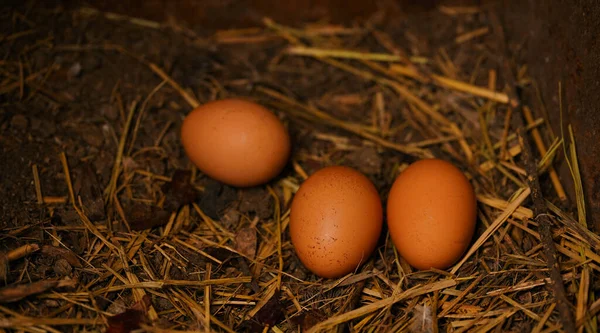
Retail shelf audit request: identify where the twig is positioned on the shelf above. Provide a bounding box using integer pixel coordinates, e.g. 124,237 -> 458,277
489,11 -> 576,333
31,164 -> 43,204
148,63 -> 199,108
7,244 -> 39,262
455,27 -> 489,44
523,106 -> 567,201
59,152 -> 75,206
77,7 -> 162,29
0,278 -> 76,303
0,64 -> 56,95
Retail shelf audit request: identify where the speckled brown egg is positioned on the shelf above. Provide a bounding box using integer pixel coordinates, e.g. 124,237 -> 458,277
181,99 -> 290,187
290,166 -> 383,278
387,159 -> 477,270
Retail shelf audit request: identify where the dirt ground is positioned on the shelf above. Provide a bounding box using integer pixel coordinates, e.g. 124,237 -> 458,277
0,1 -> 596,332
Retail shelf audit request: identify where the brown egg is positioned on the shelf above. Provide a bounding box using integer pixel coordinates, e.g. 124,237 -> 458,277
290,166 -> 383,278
387,159 -> 477,270
181,99 -> 291,187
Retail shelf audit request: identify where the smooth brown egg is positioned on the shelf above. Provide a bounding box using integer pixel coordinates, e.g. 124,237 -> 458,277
387,159 -> 477,270
181,99 -> 291,187
290,166 -> 383,278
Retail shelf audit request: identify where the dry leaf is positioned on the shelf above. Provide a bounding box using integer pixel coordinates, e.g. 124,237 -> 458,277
41,245 -> 82,268
292,309 -> 327,331
127,204 -> 171,231
106,295 -> 151,333
235,227 -> 257,260
254,289 -> 283,327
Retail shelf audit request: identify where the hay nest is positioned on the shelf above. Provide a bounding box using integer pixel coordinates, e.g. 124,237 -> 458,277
0,3 -> 596,333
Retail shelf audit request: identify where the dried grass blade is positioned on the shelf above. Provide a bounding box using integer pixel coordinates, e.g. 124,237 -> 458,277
307,279 -> 456,332
258,86 -> 432,158
451,187 -> 531,274
287,46 -> 404,62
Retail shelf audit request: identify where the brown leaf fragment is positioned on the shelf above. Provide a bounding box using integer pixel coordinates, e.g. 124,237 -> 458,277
235,227 -> 257,260
204,247 -> 233,263
132,294 -> 152,312
162,169 -> 198,211
41,245 -> 82,268
127,204 -> 171,231
106,295 -> 151,333
254,289 -> 284,327
238,290 -> 284,332
237,320 -> 263,333
292,309 -> 328,331
0,278 -> 77,303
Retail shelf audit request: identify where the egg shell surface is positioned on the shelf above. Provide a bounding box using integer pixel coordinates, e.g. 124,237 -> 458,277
290,166 -> 383,278
387,158 -> 477,270
181,99 -> 291,187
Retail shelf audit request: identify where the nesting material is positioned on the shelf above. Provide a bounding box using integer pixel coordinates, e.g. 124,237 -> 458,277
0,3 -> 594,333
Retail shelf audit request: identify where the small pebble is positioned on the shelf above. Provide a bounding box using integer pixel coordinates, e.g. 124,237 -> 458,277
44,299 -> 60,307
106,299 -> 127,315
10,114 -> 29,130
101,104 -> 119,120
53,258 -> 72,277
225,267 -> 237,276
220,207 -> 240,229
153,296 -> 174,311
30,117 -> 42,130
80,124 -> 104,147
40,120 -> 57,138
83,55 -> 101,70
67,62 -> 82,78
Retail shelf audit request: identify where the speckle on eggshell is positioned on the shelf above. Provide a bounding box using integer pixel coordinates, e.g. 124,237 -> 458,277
290,166 -> 383,278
